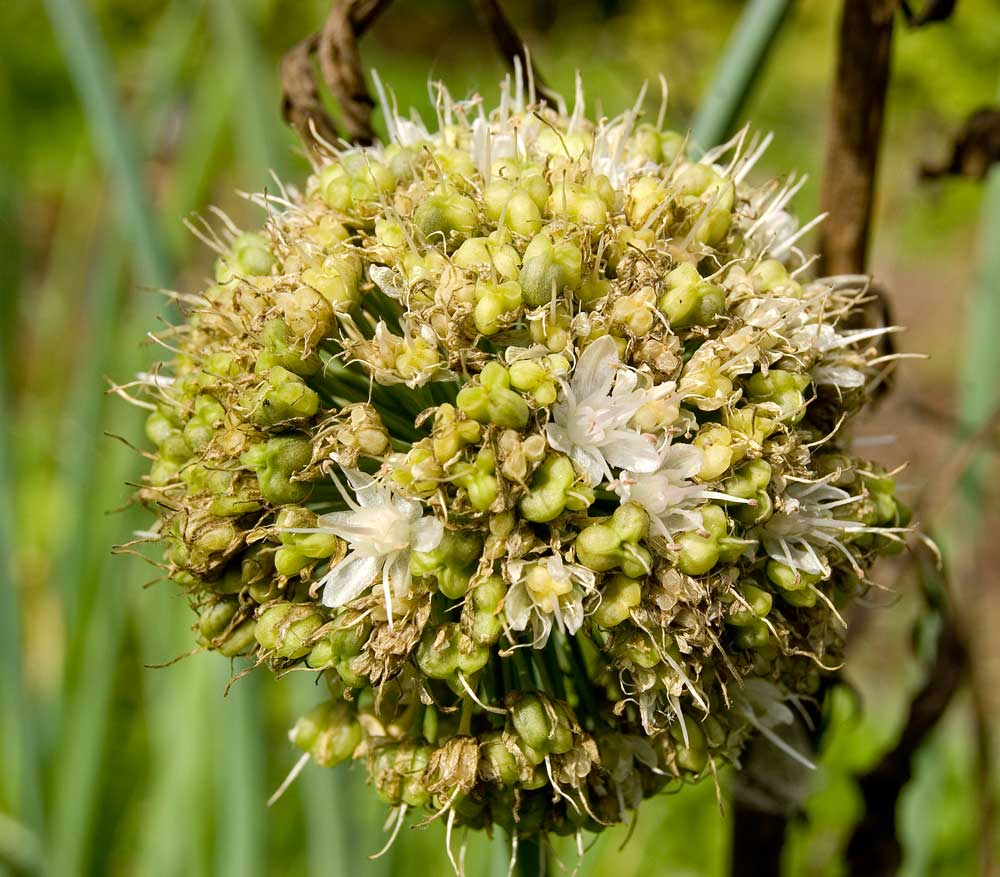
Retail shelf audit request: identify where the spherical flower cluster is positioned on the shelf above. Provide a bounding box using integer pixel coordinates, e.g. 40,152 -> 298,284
130,75 -> 910,862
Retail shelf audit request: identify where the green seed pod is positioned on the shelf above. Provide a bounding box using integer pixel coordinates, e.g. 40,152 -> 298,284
727,583 -> 773,626
731,618 -> 771,650
414,184 -> 478,241
257,319 -> 321,377
473,279 -> 523,335
658,263 -> 726,329
414,623 -> 460,680
244,366 -> 320,428
240,435 -> 313,505
508,692 -> 573,756
453,234 -> 521,279
751,258 -> 802,298
196,598 -> 238,642
518,232 -> 584,307
745,369 -> 811,423
455,362 -> 530,428
216,232 -> 274,282
519,453 -> 593,523
451,447 -> 498,511
431,403 -> 481,464
254,602 -> 324,659
724,459 -> 773,526
291,701 -> 362,767
478,731 -> 521,786
547,182 -> 609,230
467,575 -> 507,645
302,252 -> 363,310
575,503 -> 651,577
675,504 -> 730,576
277,506 -> 341,560
594,573 -> 642,628
410,529 -> 483,599
183,394 -> 225,451
766,559 -> 822,592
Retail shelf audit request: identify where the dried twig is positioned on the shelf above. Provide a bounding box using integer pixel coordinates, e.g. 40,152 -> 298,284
815,7 -> 979,875
920,108 -> 1000,181
280,0 -> 392,156
899,0 -> 958,25
471,0 -> 556,105
818,0 -> 897,276
318,0 -> 392,145
280,34 -> 339,157
731,808 -> 787,877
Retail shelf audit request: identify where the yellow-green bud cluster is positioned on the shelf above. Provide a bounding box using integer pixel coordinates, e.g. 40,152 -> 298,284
126,76 -> 914,861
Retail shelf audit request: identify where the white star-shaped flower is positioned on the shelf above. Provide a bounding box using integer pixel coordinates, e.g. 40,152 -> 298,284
313,468 -> 443,626
545,335 -> 668,485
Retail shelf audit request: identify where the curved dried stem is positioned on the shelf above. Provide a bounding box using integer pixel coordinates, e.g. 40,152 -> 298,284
280,34 -> 340,157
318,0 -> 392,146
280,0 -> 393,155
471,0 -> 556,106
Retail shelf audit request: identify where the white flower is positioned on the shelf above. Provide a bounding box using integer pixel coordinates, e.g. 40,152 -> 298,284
612,439 -> 707,539
545,335 -> 668,485
613,437 -> 752,540
313,468 -> 443,624
733,679 -> 815,770
760,479 -> 865,577
787,322 -> 899,389
504,555 -> 596,648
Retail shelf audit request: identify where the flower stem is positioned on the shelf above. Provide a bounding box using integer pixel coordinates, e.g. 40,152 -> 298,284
690,0 -> 793,151
514,834 -> 546,877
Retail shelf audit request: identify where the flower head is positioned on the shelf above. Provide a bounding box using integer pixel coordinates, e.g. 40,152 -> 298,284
128,71 -> 916,860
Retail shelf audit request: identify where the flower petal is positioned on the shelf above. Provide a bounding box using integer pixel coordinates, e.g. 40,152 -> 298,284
321,552 -> 380,607
559,591 -> 585,635
410,515 -> 444,552
572,445 -> 610,485
603,430 -> 660,473
572,335 -> 619,401
812,364 -> 866,388
504,582 -> 532,631
544,421 -> 573,456
661,443 -> 704,480
387,551 -> 413,599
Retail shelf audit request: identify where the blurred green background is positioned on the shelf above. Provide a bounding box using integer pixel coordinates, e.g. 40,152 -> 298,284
4,0 -> 1000,874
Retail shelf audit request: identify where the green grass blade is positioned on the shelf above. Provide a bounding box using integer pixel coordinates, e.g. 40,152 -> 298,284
44,240 -> 144,876
953,149 -> 1000,517
42,0 -> 171,286
46,551 -> 129,876
0,301 -> 44,852
0,811 -> 42,873
690,0 -> 794,150
197,5 -> 287,873
214,669 -> 266,877
41,2 -> 220,872
291,682 -> 352,875
208,0 -> 286,178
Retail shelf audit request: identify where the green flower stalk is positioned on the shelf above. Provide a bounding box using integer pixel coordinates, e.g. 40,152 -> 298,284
124,73 -> 914,867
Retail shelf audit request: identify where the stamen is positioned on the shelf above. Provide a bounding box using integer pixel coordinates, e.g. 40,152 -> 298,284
267,752 -> 310,807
